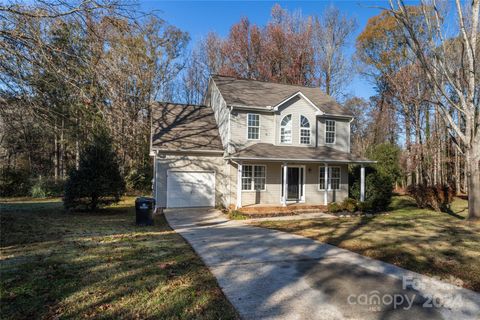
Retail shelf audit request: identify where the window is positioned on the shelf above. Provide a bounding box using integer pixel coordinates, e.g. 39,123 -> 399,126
318,166 -> 341,190
325,119 -> 336,144
247,114 -> 260,140
330,167 -> 340,189
300,115 -> 311,144
280,114 -> 292,143
242,165 -> 266,191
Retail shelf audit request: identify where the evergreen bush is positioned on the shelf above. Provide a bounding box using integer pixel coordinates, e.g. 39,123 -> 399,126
64,132 -> 125,211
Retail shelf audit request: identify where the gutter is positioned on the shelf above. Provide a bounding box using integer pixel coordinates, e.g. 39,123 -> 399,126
230,104 -> 353,119
224,156 -> 377,164
152,148 -> 225,155
317,114 -> 354,120
230,105 -> 275,112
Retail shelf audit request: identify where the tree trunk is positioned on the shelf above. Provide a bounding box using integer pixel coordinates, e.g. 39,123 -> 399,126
403,103 -> 412,186
75,139 -> 80,170
54,123 -> 58,182
414,105 -> 421,185
60,118 -> 66,178
466,140 -> 480,220
455,148 -> 460,194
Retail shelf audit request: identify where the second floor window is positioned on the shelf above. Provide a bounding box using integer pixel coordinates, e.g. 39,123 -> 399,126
325,119 -> 336,144
300,115 -> 311,144
247,114 -> 260,139
280,114 -> 292,143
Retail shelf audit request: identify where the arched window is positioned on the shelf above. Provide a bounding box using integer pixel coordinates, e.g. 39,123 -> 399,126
300,115 -> 311,144
280,114 -> 292,143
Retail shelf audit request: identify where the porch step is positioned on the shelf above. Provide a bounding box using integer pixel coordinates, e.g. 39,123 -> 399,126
238,205 -> 327,218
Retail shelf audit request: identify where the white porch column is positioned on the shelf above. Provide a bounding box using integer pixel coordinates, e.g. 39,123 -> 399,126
236,162 -> 243,209
282,163 -> 288,206
324,163 -> 329,205
360,165 -> 365,202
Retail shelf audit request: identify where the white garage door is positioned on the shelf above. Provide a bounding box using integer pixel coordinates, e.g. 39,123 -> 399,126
166,171 -> 215,208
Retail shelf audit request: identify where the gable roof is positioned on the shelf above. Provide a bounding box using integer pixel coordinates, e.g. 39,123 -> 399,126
151,103 -> 223,152
212,75 -> 353,117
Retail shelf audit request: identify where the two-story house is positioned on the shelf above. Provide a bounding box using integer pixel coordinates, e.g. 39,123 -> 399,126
151,75 -> 374,209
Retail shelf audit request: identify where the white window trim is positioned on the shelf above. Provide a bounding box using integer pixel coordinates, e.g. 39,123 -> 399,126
325,119 -> 336,144
299,115 -> 311,145
242,164 -> 267,192
280,114 -> 293,144
318,165 -> 341,191
246,113 -> 260,140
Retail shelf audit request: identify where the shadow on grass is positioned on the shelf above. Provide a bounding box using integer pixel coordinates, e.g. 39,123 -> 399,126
256,196 -> 479,292
0,200 -> 238,319
444,208 -> 466,220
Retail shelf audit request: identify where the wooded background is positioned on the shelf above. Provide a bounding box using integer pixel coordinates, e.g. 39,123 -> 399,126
1,1 -> 478,217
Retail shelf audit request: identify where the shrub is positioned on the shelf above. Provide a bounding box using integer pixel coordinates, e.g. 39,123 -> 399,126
46,179 -> 66,197
0,168 -> 31,197
327,202 -> 342,213
407,184 -> 455,212
351,169 -> 393,212
125,166 -> 152,193
366,143 -> 403,184
29,177 -> 65,198
342,198 -> 358,213
30,178 -> 47,198
357,200 -> 373,213
64,132 -> 125,211
228,210 -> 248,220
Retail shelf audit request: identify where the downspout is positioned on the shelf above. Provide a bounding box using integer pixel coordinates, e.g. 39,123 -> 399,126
228,106 -> 232,153
348,117 -> 354,153
230,159 -> 242,209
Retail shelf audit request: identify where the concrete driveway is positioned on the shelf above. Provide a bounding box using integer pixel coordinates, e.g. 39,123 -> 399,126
165,208 -> 480,320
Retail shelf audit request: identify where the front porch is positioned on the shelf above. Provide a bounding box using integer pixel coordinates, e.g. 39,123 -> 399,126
230,161 -> 367,209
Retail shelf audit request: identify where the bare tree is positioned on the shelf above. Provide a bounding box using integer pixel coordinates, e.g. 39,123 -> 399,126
388,0 -> 479,219
313,6 -> 357,98
0,1 -> 189,192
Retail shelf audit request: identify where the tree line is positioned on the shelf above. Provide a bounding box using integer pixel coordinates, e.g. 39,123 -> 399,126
1,1 -> 189,193
0,1 -> 478,219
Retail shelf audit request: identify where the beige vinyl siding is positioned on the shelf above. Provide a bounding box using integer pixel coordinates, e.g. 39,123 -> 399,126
305,163 -> 348,203
208,81 -> 229,150
228,161 -> 349,207
229,111 -> 275,152
232,162 -> 282,206
155,154 -> 227,208
276,96 -> 318,147
317,118 -> 350,153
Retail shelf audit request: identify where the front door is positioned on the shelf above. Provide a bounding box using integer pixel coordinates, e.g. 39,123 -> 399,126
287,167 -> 299,200
282,166 -> 304,201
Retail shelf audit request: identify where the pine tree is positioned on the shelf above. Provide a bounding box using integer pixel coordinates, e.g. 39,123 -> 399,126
64,131 -> 125,211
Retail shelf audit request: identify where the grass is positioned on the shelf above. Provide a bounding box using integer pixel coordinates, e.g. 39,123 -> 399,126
0,197 -> 238,320
253,196 -> 480,292
227,210 -> 248,220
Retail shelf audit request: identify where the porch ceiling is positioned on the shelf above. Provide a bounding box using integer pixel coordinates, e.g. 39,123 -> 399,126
226,143 -> 375,164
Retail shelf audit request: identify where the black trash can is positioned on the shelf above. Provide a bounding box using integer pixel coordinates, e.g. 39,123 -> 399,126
135,197 -> 155,226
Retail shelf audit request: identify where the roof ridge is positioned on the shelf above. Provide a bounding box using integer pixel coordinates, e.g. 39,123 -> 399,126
154,101 -> 208,108
211,74 -> 321,91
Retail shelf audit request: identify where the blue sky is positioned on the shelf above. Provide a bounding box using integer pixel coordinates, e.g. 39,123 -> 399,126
139,1 -> 399,100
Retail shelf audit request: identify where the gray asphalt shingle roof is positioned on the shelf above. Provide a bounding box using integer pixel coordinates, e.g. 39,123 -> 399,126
212,75 -> 353,116
151,102 -> 223,152
227,143 -> 374,163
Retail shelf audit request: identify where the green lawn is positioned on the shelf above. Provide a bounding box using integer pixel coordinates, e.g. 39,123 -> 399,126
253,196 -> 480,292
0,197 -> 238,320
